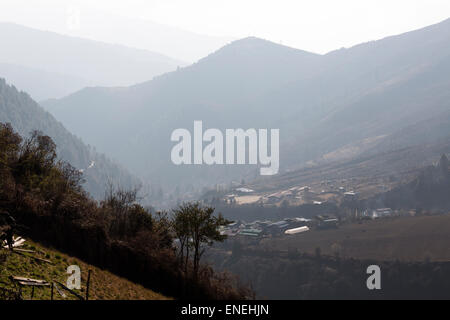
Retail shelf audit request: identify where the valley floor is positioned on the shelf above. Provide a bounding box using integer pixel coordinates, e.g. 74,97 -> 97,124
261,214 -> 450,262
206,213 -> 450,299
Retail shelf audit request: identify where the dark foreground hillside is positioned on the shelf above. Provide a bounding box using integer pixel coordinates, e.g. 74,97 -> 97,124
0,123 -> 247,300
0,240 -> 169,300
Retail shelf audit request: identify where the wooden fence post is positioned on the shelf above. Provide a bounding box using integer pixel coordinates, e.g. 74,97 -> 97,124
85,270 -> 91,301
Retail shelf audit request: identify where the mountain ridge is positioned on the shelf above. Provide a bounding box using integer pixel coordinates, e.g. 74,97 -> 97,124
0,22 -> 187,100
0,78 -> 139,199
43,17 -> 450,197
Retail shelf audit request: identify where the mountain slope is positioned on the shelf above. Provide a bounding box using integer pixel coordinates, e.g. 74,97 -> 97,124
43,18 -> 450,192
0,23 -> 187,100
0,240 -> 169,300
57,8 -> 235,63
45,37 -> 321,188
0,63 -> 90,101
0,78 -> 139,199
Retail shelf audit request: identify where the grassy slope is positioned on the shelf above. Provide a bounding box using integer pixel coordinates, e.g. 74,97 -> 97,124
263,214 -> 450,262
0,239 -> 170,300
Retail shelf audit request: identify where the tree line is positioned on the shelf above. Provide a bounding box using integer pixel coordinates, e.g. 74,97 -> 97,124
0,122 -> 250,299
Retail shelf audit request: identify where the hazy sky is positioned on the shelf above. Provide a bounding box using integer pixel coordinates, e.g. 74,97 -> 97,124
1,0 -> 450,54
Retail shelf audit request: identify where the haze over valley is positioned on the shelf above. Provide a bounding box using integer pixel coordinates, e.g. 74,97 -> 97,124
39,18 -> 450,207
2,1 -> 450,301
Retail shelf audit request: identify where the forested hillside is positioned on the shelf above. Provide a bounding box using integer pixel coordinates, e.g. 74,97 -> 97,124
0,124 -> 247,299
0,78 -> 138,199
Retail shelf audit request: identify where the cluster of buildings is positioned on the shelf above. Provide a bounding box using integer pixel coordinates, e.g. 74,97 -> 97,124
361,208 -> 394,219
315,214 -> 340,229
222,182 -> 363,207
218,207 -> 396,242
219,217 -> 314,239
264,186 -> 313,204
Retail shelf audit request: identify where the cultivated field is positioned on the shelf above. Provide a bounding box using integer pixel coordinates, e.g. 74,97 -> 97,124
263,214 -> 450,262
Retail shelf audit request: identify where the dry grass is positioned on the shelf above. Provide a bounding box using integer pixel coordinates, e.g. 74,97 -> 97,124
0,239 -> 171,300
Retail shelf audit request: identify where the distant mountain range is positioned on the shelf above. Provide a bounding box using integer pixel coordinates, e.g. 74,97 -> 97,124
52,9 -> 235,63
0,62 -> 90,102
0,78 -> 139,199
0,23 -> 187,101
43,18 -> 450,192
